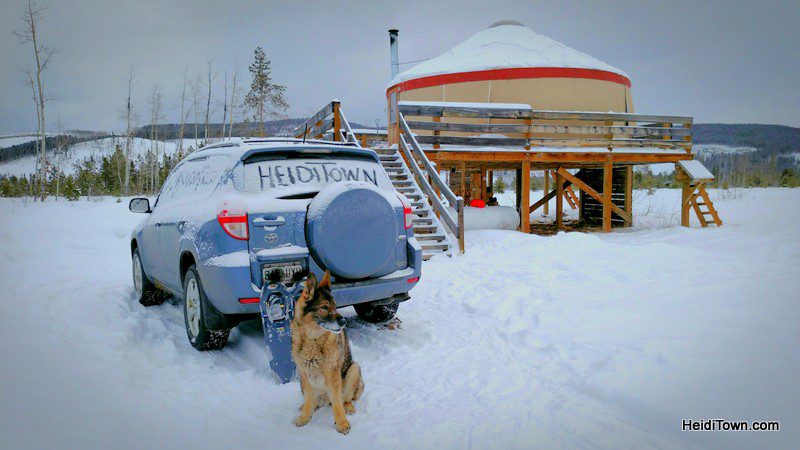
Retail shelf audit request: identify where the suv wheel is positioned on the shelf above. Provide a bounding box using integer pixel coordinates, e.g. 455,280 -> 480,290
354,299 -> 400,323
132,248 -> 165,306
183,266 -> 230,351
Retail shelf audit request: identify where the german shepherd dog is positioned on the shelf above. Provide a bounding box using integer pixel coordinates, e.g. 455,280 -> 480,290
291,270 -> 364,434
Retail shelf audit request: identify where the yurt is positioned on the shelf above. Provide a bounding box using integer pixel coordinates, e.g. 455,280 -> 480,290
386,20 -> 634,141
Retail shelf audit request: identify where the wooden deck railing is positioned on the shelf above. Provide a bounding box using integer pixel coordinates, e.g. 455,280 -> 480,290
293,100 -> 360,146
398,101 -> 693,152
399,113 -> 464,253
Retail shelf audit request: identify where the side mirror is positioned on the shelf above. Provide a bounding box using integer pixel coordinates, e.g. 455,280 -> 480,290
129,197 -> 151,213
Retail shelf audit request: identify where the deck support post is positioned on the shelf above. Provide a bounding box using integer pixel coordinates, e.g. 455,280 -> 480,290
543,170 -> 550,215
555,169 -> 564,230
681,180 -> 692,227
460,162 -> 467,200
602,156 -> 613,232
521,161 -> 531,233
624,165 -> 633,228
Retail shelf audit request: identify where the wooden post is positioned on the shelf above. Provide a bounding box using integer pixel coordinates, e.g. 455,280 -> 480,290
488,170 -> 494,192
433,116 -> 441,150
515,168 -> 522,212
624,165 -> 633,227
521,161 -> 531,233
360,134 -> 367,147
602,157 -> 613,232
460,162 -> 467,199
479,166 -> 486,201
332,101 -> 341,142
681,181 -> 692,227
555,169 -> 563,230
543,170 -> 550,215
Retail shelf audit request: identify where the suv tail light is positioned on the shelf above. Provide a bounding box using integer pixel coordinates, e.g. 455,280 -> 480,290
217,210 -> 249,240
397,194 -> 413,229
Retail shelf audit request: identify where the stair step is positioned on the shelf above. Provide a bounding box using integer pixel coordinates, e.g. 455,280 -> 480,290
421,242 -> 450,251
416,234 -> 446,242
413,217 -> 434,225
379,155 -> 399,161
392,181 -> 414,187
413,224 -> 438,232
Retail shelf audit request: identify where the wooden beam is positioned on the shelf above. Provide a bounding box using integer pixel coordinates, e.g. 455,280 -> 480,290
543,170 -> 550,215
332,101 -> 341,142
521,161 -> 530,233
529,110 -> 692,124
555,169 -> 564,230
602,157 -> 613,232
625,165 -> 633,228
428,150 -> 693,165
405,120 -> 691,138
398,103 -> 532,119
432,116 -> 441,150
460,161 -> 467,199
415,135 -> 690,148
557,168 -> 632,224
680,181 -> 692,227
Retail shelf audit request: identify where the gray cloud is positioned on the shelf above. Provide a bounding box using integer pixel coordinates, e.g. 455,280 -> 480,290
1,0 -> 798,133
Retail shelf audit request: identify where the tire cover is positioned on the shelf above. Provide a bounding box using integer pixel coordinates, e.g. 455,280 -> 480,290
306,182 -> 398,280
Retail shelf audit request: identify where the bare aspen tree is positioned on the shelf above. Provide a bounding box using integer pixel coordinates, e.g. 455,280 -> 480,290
204,59 -> 218,142
15,0 -> 57,200
147,84 -> 163,194
178,66 -> 189,154
191,74 -> 201,147
220,71 -> 228,139
228,62 -> 239,139
122,65 -> 136,196
22,66 -> 40,199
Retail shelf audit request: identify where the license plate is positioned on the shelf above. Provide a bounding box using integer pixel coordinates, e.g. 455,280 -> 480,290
262,261 -> 304,284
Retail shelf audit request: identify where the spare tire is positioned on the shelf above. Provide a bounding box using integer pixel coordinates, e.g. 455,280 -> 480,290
307,182 -> 400,280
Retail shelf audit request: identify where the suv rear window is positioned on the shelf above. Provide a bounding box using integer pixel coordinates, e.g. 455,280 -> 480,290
243,156 -> 393,196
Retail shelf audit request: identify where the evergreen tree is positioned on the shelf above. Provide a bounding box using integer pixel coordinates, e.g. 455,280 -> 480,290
244,46 -> 288,137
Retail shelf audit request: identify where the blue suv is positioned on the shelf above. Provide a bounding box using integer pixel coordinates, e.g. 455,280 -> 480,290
129,138 -> 422,350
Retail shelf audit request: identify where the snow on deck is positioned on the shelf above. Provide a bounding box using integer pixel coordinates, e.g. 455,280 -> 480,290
390,23 -> 628,87
0,189 -> 798,448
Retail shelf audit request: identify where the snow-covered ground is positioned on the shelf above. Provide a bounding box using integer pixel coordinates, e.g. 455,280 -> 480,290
1,189 -> 798,449
0,137 -> 190,177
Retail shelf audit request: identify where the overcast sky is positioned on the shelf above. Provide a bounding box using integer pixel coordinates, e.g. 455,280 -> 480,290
1,0 -> 798,134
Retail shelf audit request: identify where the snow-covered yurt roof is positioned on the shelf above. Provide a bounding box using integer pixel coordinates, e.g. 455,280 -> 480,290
389,20 -> 630,91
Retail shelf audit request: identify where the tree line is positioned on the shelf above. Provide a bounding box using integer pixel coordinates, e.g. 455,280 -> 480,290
11,0 -> 289,201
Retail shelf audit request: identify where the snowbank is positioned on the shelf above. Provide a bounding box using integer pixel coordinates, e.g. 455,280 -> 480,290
1,189 -> 798,448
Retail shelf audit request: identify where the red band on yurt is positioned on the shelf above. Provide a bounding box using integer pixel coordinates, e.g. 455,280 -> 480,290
388,67 -> 631,95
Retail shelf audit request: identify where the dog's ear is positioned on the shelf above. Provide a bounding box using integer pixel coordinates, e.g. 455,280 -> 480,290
295,273 -> 316,315
318,270 -> 331,289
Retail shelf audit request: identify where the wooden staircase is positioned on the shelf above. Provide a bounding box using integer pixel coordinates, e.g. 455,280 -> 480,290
375,147 -> 456,259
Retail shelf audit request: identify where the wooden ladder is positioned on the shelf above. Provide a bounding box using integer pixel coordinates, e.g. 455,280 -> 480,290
688,183 -> 722,227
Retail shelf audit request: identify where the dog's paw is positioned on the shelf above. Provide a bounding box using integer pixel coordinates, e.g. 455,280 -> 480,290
343,401 -> 355,415
336,419 -> 351,434
293,415 -> 311,427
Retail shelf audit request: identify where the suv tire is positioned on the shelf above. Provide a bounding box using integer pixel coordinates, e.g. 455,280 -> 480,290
132,248 -> 166,306
183,265 -> 230,351
354,299 -> 400,323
